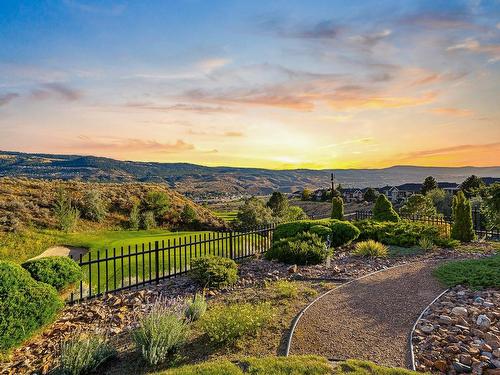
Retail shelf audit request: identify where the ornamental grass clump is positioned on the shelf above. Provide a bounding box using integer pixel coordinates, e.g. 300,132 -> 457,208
185,293 -> 207,322
200,302 -> 274,345
353,240 -> 388,257
418,237 -> 435,251
132,300 -> 189,365
59,333 -> 116,375
270,280 -> 299,299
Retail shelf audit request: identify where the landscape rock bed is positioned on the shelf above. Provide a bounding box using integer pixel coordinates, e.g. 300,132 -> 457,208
413,286 -> 500,374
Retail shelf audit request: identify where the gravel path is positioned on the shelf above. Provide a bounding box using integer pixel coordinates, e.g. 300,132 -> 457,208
289,261 -> 445,368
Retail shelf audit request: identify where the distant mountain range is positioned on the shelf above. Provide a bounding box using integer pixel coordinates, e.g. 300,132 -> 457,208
1,150 -> 499,198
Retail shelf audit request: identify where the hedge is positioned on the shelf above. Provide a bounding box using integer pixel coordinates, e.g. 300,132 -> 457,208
266,232 -> 328,265
22,256 -> 83,291
0,261 -> 63,352
273,219 -> 359,246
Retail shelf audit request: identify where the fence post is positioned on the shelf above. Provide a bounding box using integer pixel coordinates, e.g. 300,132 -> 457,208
229,231 -> 234,259
155,241 -> 160,284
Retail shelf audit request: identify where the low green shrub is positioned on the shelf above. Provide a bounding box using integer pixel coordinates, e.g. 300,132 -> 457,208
353,240 -> 388,257
269,280 -> 299,299
353,220 -> 442,247
434,237 -> 460,249
190,256 -> 238,288
185,294 -> 207,322
200,302 -> 274,345
22,256 -> 83,291
329,221 -> 360,247
309,225 -> 332,241
273,219 -> 359,247
160,360 -> 243,375
58,333 -> 116,375
266,232 -> 328,265
433,255 -> 500,289
132,303 -> 189,365
0,261 -> 63,352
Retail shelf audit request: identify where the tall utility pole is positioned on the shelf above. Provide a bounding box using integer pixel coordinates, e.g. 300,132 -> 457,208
331,172 -> 335,192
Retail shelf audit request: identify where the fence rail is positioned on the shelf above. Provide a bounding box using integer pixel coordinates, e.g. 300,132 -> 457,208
353,210 -> 499,239
69,224 -> 276,303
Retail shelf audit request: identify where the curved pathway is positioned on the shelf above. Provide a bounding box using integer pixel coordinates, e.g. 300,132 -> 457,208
288,261 -> 445,368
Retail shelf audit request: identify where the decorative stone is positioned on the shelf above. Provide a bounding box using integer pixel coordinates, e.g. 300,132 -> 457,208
452,307 -> 469,317
454,361 -> 472,373
440,315 -> 453,324
434,360 -> 448,372
478,315 -> 492,328
421,323 -> 435,334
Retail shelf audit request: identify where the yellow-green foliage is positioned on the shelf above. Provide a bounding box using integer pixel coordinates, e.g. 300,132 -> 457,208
353,240 -> 388,257
335,359 -> 422,375
200,302 -> 274,345
269,280 -> 299,299
22,256 -> 83,291
155,357 -> 422,375
418,237 -> 434,251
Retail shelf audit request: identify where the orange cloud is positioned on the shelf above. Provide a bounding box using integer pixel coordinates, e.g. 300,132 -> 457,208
429,107 -> 474,117
72,136 -> 195,154
326,91 -> 437,110
389,142 -> 500,167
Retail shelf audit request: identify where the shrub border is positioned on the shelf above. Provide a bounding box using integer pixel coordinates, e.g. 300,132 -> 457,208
408,288 -> 449,371
284,262 -> 436,360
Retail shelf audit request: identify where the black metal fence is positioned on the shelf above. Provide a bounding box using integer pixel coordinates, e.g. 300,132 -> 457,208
69,224 -> 276,303
353,210 -> 499,239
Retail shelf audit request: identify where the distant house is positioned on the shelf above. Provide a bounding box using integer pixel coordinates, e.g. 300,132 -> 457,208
343,188 -> 364,203
380,186 -> 413,203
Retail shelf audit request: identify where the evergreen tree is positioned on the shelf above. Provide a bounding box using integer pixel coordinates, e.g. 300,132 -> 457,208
373,195 -> 400,222
266,192 -> 289,217
451,191 -> 475,242
363,188 -> 378,202
181,204 -> 197,224
421,176 -> 438,195
331,197 -> 344,220
400,194 -> 437,217
129,202 -> 140,230
460,175 -> 484,198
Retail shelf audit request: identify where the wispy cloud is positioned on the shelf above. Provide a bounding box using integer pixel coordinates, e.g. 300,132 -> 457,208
197,58 -> 231,73
395,142 -> 500,161
429,107 -> 474,117
259,17 -> 342,39
73,136 -> 195,154
31,83 -> 83,101
224,131 -> 244,137
349,29 -> 392,47
62,0 -> 126,16
125,102 -> 230,114
447,38 -> 500,62
0,92 -> 19,107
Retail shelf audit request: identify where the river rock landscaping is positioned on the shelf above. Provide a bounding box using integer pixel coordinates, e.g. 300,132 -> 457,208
413,286 -> 500,374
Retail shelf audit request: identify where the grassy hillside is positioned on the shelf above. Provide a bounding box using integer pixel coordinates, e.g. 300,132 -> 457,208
0,177 -> 224,231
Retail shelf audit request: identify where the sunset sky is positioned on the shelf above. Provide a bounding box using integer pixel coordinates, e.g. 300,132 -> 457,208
0,0 -> 499,169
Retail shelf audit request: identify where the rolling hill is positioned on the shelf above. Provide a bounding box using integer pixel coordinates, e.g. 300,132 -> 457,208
1,150 -> 499,198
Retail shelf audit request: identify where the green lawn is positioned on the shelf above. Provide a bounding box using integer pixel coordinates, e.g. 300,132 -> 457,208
213,210 -> 238,223
433,255 -> 500,289
62,229 -> 269,299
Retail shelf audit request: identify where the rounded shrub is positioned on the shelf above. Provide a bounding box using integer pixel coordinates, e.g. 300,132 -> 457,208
353,240 -> 388,257
190,256 -> 238,288
266,232 -> 328,265
0,261 -> 63,352
329,220 -> 360,247
309,225 -> 332,241
22,256 -> 83,291
373,195 -> 400,222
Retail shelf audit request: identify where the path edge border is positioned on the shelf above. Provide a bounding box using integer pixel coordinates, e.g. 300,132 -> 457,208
284,261 -> 419,357
409,288 -> 450,371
